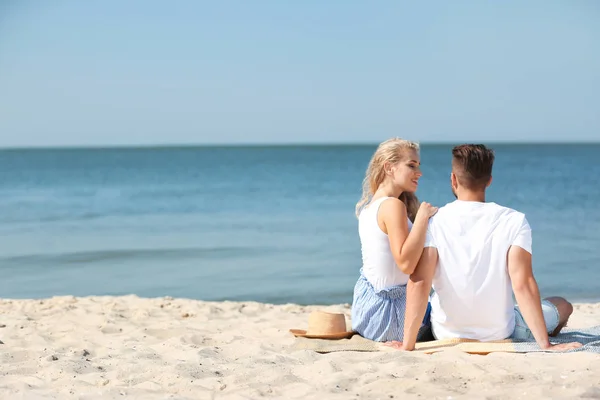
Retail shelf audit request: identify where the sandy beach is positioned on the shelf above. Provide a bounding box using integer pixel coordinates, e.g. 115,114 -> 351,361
0,296 -> 599,400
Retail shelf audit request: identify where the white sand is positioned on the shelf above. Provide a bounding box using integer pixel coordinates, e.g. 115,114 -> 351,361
0,296 -> 599,400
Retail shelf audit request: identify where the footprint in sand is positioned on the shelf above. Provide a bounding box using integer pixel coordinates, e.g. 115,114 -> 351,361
180,334 -> 213,346
100,325 -> 123,334
0,350 -> 32,363
144,328 -> 187,340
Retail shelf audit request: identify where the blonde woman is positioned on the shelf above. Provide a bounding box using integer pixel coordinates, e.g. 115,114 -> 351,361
352,138 -> 437,342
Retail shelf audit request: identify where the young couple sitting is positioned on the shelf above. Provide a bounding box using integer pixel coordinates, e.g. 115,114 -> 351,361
351,139 -> 581,352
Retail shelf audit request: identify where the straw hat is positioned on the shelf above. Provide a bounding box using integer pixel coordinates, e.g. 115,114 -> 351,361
290,311 -> 355,340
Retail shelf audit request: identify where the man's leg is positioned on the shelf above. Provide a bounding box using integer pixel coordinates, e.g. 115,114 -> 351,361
544,297 -> 573,336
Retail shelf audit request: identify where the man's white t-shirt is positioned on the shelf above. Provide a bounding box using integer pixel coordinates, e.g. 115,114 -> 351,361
425,200 -> 532,341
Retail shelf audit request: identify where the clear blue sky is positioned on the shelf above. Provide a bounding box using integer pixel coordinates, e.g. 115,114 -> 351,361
0,0 -> 598,148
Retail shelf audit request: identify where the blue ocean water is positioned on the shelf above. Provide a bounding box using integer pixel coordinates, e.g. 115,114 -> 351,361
0,144 -> 598,304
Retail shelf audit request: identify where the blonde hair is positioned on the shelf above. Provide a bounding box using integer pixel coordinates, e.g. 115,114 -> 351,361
356,138 -> 420,221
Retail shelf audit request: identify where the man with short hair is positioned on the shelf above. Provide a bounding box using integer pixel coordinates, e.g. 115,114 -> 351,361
399,144 -> 581,351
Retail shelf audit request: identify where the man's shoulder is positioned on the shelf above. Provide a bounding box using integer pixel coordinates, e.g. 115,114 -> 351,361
427,202 -> 459,229
428,202 -> 456,221
488,202 -> 528,222
430,201 -> 528,225
433,201 -> 458,214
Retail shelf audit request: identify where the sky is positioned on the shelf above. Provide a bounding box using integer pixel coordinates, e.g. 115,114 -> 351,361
0,1 -> 599,148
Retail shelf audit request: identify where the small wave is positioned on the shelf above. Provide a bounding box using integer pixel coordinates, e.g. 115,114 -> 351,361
0,246 -> 265,268
0,212 -> 108,224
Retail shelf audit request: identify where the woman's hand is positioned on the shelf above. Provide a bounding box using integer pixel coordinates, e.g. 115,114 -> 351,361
416,202 -> 438,221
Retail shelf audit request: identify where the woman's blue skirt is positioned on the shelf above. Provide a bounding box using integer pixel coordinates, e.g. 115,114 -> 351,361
351,272 -> 431,342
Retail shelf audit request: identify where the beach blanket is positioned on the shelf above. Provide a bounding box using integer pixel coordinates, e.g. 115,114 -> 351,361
291,326 -> 600,355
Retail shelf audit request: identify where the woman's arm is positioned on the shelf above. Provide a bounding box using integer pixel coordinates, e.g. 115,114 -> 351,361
379,199 -> 437,275
402,247 -> 438,350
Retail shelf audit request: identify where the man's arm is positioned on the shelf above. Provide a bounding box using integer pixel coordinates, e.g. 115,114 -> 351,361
508,246 -> 583,351
507,245 -> 552,348
402,247 -> 438,351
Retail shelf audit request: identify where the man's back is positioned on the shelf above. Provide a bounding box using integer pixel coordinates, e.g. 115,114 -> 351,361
426,200 -> 532,341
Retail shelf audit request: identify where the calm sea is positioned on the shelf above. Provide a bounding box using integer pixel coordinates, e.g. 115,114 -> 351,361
0,144 -> 598,304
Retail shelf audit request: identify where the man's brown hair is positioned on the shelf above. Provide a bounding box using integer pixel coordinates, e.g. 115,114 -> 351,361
452,144 -> 495,190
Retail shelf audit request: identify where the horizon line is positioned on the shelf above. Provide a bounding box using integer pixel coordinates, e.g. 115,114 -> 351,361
1,140 -> 599,151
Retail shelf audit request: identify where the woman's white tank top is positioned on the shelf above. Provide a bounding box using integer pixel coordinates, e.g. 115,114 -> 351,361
358,197 -> 413,291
